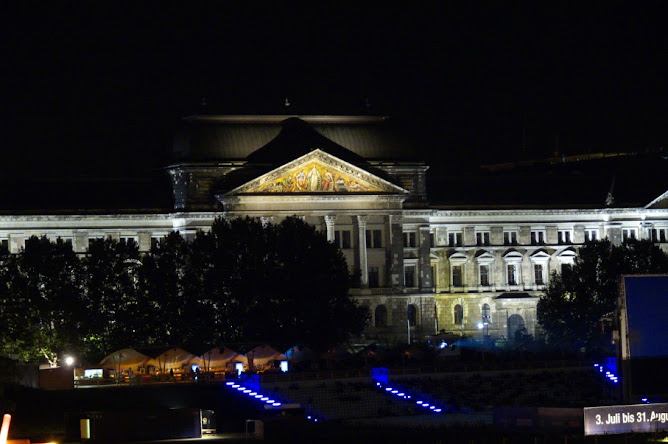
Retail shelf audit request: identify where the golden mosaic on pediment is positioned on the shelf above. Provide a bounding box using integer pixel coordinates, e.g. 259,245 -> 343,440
256,161 -> 382,193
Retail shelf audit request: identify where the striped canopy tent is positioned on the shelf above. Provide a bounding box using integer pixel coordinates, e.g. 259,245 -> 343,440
246,345 -> 288,370
100,348 -> 158,372
199,346 -> 243,371
153,347 -> 203,372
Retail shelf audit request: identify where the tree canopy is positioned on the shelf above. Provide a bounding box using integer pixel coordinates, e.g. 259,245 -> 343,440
0,216 -> 369,365
537,239 -> 668,352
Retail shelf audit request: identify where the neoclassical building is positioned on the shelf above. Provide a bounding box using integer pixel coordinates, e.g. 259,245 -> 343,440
2,114 -> 667,344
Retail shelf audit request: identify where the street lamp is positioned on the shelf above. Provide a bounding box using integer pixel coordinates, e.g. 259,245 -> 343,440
64,356 -> 75,366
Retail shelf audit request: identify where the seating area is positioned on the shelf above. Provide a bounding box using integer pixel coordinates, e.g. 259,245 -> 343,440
267,367 -> 619,421
392,367 -> 619,411
267,379 -> 417,420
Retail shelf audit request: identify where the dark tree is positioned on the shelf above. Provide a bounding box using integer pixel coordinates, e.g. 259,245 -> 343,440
538,239 -> 668,351
80,237 -> 142,361
0,236 -> 82,365
196,216 -> 369,351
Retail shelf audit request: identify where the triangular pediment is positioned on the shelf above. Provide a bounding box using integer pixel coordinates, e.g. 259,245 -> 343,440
226,149 -> 408,195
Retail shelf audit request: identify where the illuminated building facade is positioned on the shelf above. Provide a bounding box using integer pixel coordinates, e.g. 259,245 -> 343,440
1,114 -> 667,343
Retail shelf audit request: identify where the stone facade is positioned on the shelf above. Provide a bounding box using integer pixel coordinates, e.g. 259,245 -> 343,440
2,115 -> 667,345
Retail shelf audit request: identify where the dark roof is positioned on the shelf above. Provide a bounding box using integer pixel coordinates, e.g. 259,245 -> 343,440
173,115 -> 420,162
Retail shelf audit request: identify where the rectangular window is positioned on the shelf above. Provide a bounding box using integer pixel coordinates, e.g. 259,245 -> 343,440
365,229 -> 382,248
558,230 -> 572,244
503,231 -> 518,246
151,236 -> 162,250
335,230 -> 351,249
534,264 -> 544,285
476,232 -> 490,246
530,230 -> 546,245
1,239 -> 8,250
507,264 -> 517,285
651,228 -> 668,243
368,266 -> 379,288
119,236 -> 137,247
404,266 -> 416,287
584,229 -> 598,242
622,228 -> 637,242
429,232 -> 435,247
479,265 -> 490,286
452,265 -> 463,287
403,232 -> 416,248
448,232 -> 462,247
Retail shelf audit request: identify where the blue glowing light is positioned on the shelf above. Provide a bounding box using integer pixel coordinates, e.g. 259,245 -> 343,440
391,390 -> 398,394
416,401 -> 423,405
226,382 -> 234,385
435,409 -> 442,412
385,388 -> 392,391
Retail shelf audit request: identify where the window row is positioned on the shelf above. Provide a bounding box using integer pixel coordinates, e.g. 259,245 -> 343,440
449,263 -> 548,287
334,229 -> 384,249
374,304 -> 418,328
453,303 -> 491,326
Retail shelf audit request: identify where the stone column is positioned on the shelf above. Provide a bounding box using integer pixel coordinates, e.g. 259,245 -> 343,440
419,225 -> 433,291
324,215 -> 336,243
357,215 -> 369,287
389,214 -> 404,288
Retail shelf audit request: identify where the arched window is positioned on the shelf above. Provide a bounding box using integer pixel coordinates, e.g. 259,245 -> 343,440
481,303 -> 491,322
454,304 -> 463,325
507,314 -> 526,339
407,304 -> 417,327
375,305 -> 388,327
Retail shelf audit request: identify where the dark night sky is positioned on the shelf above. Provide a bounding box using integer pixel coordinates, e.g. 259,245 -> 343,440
5,3 -> 668,180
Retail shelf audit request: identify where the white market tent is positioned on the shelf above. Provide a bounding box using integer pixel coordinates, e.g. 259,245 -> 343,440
199,346 -> 243,371
153,347 -> 203,372
100,348 -> 158,371
246,345 -> 288,369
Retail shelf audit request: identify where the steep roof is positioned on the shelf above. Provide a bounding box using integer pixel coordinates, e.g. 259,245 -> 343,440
173,115 -> 419,162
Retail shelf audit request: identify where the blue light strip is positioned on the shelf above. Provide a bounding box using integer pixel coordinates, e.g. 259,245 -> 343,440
376,382 -> 444,414
225,380 -> 324,422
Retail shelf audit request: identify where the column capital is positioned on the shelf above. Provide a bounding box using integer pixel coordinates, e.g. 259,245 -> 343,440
324,215 -> 337,226
357,215 -> 369,227
389,214 -> 403,225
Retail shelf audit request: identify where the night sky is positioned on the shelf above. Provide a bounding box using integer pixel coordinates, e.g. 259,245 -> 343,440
5,3 -> 668,180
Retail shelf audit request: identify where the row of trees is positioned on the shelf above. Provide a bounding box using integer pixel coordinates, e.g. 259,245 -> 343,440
538,239 -> 668,352
0,217 -> 369,365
